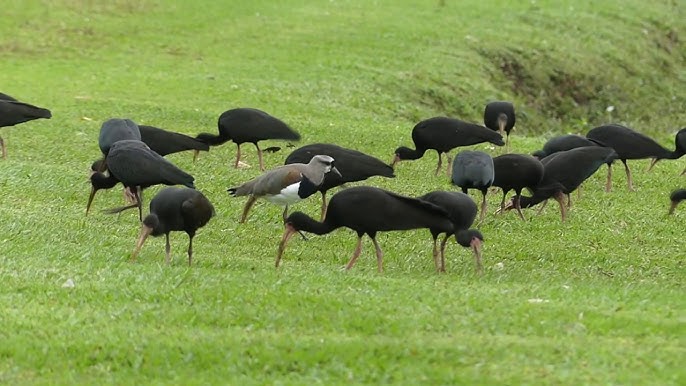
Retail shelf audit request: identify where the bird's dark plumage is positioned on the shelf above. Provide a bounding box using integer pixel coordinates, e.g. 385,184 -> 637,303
392,116 -> 505,175
196,108 -> 300,170
276,186 -> 453,272
451,150 -> 494,222
139,125 -> 210,157
492,154 -> 544,220
0,93 -> 19,102
668,188 -> 686,215
587,124 -> 686,191
484,101 -> 515,149
284,143 -> 395,219
98,118 -> 141,156
0,97 -> 52,158
418,191 -> 484,273
131,187 -> 215,265
509,146 -> 618,221
532,134 -> 598,159
87,140 -> 195,220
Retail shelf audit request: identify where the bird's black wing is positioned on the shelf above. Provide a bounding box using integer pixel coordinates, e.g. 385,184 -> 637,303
0,100 -> 52,127
108,142 -> 195,188
140,125 -> 210,156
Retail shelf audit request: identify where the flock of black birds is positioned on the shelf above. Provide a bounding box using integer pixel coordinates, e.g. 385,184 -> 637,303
1,93 -> 685,272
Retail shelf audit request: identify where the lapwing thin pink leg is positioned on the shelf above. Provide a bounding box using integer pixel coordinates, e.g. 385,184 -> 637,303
234,144 -> 241,169
320,192 -> 328,221
439,234 -> 449,273
623,161 -> 635,191
239,195 -> 257,223
605,163 -> 613,192
165,234 -> 171,265
345,236 -> 364,271
187,237 -> 194,266
514,195 -> 526,221
371,237 -> 384,273
255,143 -> 265,171
553,191 -> 567,222
0,137 -> 6,159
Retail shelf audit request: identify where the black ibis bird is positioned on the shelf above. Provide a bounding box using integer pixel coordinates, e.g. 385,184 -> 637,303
668,189 -> 686,215
87,140 -> 195,220
587,124 -> 686,191
418,191 -> 484,273
284,143 -> 395,219
492,154 -> 544,220
450,150 -> 494,222
502,146 -> 618,222
93,118 -> 141,174
196,108 -> 300,171
140,125 -> 210,160
0,96 -> 52,159
276,186 -> 454,272
532,134 -> 598,159
130,187 -> 215,265
484,101 -> 515,150
391,117 -> 505,175
228,155 -> 341,223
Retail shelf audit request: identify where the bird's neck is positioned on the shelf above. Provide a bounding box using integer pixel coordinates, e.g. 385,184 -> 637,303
91,172 -> 118,190
399,147 -> 426,160
295,215 -> 339,235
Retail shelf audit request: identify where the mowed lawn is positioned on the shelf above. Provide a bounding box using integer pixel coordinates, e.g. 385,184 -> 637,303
1,0 -> 685,384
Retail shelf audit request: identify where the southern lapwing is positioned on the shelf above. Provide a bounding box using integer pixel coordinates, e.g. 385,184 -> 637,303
228,154 -> 341,223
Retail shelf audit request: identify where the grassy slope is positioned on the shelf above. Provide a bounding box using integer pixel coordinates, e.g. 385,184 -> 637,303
1,0 -> 685,384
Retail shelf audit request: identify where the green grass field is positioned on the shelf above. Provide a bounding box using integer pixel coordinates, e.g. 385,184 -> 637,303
1,0 -> 685,384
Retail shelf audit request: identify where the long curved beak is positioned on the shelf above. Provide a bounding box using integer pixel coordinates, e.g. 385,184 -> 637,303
390,154 -> 400,169
497,115 -> 507,137
331,166 -> 342,177
471,238 -> 483,274
275,223 -> 298,268
131,224 -> 153,261
86,187 -> 97,215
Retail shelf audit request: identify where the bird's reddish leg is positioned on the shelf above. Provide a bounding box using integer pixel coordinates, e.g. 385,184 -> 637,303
239,195 -> 257,223
471,237 -> 483,274
0,137 -> 6,159
647,158 -> 659,171
371,237 -> 384,273
275,224 -> 297,268
434,151 -> 443,176
165,234 -> 172,265
439,234 -> 449,273
320,192 -> 328,221
234,144 -> 241,169
479,192 -> 488,222
623,160 -> 635,191
605,163 -> 613,193
345,236 -> 364,271
553,191 -> 567,222
255,143 -> 265,171
514,194 -> 526,221
187,237 -> 194,266
432,238 -> 440,272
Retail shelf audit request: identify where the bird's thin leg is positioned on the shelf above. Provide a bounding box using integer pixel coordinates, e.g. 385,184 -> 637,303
553,191 -> 567,222
434,152 -> 443,176
165,234 -> 171,265
234,144 -> 241,169
136,188 -> 143,222
499,192 -> 507,212
536,199 -> 548,215
605,163 -> 613,193
567,193 -> 572,208
371,237 -> 384,273
320,191 -> 328,221
345,236 -> 364,271
187,236 -> 193,266
479,192 -> 488,222
432,238 -> 440,272
123,186 -> 137,204
239,196 -> 257,223
505,134 -> 510,153
647,158 -> 659,171
282,206 -> 289,223
445,153 -> 453,176
439,234 -> 449,273
514,194 -> 526,221
0,137 -> 5,159
623,160 -> 635,191
255,143 -> 265,171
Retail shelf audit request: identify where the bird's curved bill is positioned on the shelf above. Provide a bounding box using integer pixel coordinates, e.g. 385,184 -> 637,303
275,223 -> 298,268
131,224 -> 153,261
86,187 -> 97,215
331,166 -> 342,177
471,238 -> 483,274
